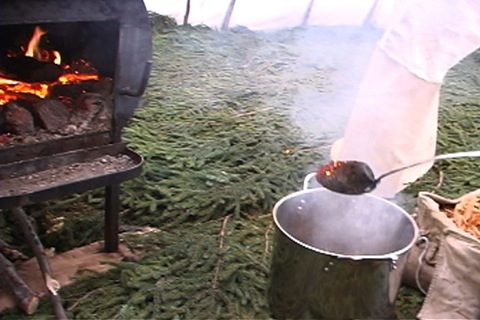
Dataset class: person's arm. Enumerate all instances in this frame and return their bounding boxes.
[331,0,480,198]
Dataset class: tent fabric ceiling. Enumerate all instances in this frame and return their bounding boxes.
[144,0,403,30]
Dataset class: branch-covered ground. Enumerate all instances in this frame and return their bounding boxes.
[2,21,480,319]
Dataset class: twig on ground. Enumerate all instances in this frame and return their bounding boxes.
[67,289,99,311]
[211,215,231,291]
[263,225,273,263]
[234,107,273,117]
[432,170,445,191]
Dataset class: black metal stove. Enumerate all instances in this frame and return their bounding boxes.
[0,0,152,252]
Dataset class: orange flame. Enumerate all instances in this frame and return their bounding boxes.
[25,26,45,59]
[0,26,101,106]
[25,26,61,65]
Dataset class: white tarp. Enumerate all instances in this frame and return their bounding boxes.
[144,0,401,30]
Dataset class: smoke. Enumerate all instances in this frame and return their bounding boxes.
[288,26,382,147]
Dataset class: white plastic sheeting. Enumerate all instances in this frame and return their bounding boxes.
[144,0,403,30]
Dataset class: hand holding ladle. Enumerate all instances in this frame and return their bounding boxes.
[315,151,480,195]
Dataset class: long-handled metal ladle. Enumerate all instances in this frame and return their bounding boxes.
[315,150,480,195]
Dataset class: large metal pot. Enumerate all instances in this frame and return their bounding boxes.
[268,173,419,319]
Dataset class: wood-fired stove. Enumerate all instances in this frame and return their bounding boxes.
[0,0,152,253]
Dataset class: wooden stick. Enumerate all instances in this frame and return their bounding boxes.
[10,207,68,320]
[66,289,97,312]
[301,0,315,27]
[362,0,380,27]
[234,107,273,117]
[0,237,28,261]
[0,251,39,314]
[221,0,236,30]
[183,0,191,26]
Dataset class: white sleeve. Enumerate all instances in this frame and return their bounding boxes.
[331,0,480,198]
[379,0,480,84]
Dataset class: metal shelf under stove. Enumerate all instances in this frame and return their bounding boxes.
[0,143,144,252]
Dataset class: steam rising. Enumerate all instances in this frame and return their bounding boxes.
[275,189,417,257]
[289,26,381,146]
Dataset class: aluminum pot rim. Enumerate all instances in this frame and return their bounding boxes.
[272,187,419,261]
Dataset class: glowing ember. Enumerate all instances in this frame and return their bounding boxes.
[315,160,377,195]
[58,73,99,84]
[0,89,18,105]
[0,79,49,104]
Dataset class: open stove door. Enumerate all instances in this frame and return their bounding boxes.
[0,0,152,143]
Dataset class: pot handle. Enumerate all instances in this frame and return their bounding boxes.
[303,172,317,190]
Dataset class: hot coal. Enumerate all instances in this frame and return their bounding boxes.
[315,160,377,195]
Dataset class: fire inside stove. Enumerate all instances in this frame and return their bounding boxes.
[0,21,118,147]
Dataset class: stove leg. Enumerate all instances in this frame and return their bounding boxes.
[104,183,120,252]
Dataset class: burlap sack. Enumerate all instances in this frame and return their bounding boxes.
[402,190,480,319]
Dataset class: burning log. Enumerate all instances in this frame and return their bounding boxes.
[83,77,113,97]
[3,102,35,135]
[0,56,62,83]
[10,207,67,320]
[0,251,39,315]
[30,63,63,83]
[49,78,113,107]
[48,83,85,102]
[32,99,70,131]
